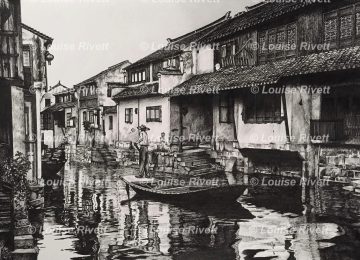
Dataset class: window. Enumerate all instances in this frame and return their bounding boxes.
[109,116,113,130]
[66,113,72,127]
[41,113,53,130]
[125,108,133,123]
[146,106,162,122]
[324,18,338,43]
[89,111,94,123]
[131,70,146,83]
[324,4,360,48]
[243,92,282,124]
[23,50,31,67]
[258,22,297,63]
[45,99,51,107]
[221,45,227,58]
[219,94,234,123]
[340,15,352,39]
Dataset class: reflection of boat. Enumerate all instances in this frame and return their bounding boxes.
[42,148,66,179]
[120,175,247,203]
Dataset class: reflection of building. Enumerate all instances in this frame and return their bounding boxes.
[74,60,130,147]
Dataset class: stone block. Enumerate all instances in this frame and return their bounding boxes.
[345,157,360,166]
[14,235,34,249]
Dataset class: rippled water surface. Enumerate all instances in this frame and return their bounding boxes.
[34,163,360,260]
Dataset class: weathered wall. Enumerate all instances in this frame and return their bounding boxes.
[117,96,171,145]
[195,46,215,74]
[11,86,25,155]
[181,95,213,141]
[159,74,183,94]
[97,64,130,107]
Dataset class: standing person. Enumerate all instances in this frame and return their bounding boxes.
[136,125,150,178]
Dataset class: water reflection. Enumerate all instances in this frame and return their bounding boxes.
[36,163,360,260]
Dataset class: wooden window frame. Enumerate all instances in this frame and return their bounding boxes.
[258,22,297,63]
[219,94,234,124]
[89,111,94,123]
[125,108,133,124]
[324,3,360,49]
[243,92,283,124]
[146,106,162,122]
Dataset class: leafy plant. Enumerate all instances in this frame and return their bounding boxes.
[0,152,31,192]
[83,120,92,132]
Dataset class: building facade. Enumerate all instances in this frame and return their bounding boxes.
[21,23,54,179]
[112,13,230,149]
[75,60,130,147]
[167,0,360,177]
[40,81,71,148]
[41,86,77,148]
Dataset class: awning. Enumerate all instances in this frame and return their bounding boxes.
[41,102,76,114]
[167,46,360,97]
[112,82,161,100]
[240,148,304,164]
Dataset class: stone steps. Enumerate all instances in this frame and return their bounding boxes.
[176,149,220,175]
[14,235,35,249]
[0,189,11,232]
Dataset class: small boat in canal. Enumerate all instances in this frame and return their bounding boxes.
[42,148,66,179]
[120,175,247,203]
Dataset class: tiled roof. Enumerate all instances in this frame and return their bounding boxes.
[41,102,77,113]
[167,46,360,96]
[21,23,53,43]
[126,12,230,70]
[112,82,160,100]
[103,106,117,114]
[74,60,130,87]
[202,1,315,43]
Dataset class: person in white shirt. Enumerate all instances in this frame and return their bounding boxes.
[136,125,150,178]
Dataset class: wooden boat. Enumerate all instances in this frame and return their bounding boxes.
[120,175,247,203]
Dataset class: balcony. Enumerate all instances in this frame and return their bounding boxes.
[310,120,345,142]
[311,116,360,143]
[220,53,255,68]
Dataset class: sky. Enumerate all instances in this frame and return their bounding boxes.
[22,0,261,88]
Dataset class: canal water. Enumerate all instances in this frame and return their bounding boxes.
[34,163,360,260]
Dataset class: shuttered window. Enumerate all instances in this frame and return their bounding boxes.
[244,92,282,124]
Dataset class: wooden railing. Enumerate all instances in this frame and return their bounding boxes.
[344,115,360,138]
[220,54,254,68]
[310,120,344,142]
